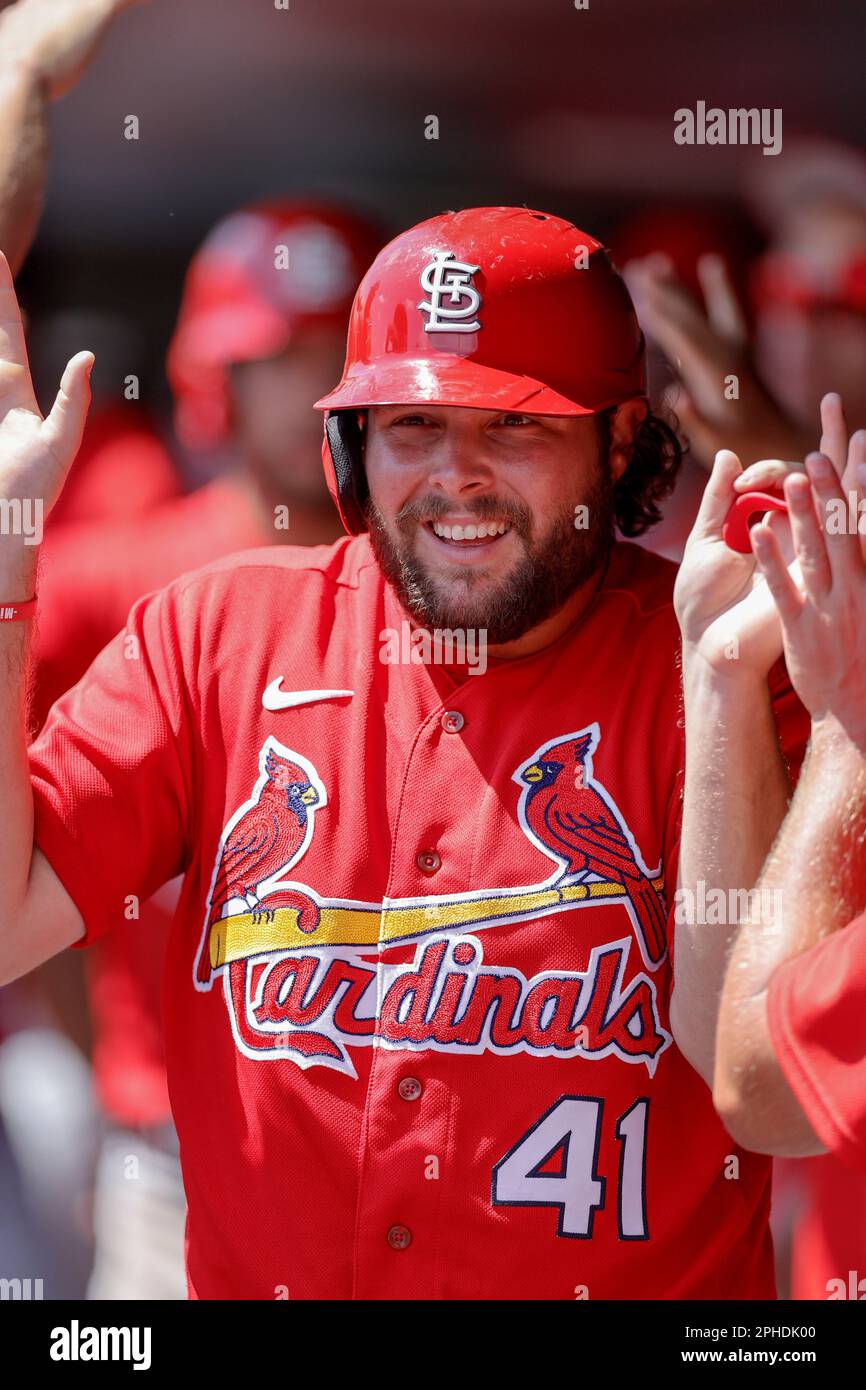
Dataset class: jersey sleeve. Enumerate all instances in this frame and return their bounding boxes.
[767,912,866,1172]
[28,581,196,947]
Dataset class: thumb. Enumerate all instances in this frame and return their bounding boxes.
[43,351,94,465]
[692,448,743,539]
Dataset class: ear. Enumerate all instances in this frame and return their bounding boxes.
[608,396,649,483]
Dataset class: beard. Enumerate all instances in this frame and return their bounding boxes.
[365,465,615,646]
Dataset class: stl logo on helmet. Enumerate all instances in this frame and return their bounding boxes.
[417,250,483,332]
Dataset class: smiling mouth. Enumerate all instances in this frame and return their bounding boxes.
[426,519,512,545]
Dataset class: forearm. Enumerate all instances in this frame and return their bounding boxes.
[713,721,866,1153]
[0,60,48,278]
[0,548,39,915]
[720,720,866,1020]
[671,654,792,1080]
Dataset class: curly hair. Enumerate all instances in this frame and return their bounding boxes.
[596,407,684,537]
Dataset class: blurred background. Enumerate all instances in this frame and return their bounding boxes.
[21,0,866,416]
[1,0,865,1303]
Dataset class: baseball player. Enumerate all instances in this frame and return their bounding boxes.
[712,428,866,1173]
[2,207,805,1299]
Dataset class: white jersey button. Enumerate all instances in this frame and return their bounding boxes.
[441,710,464,734]
[398,1076,423,1102]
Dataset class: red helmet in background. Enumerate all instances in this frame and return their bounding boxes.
[315,205,646,534]
[167,200,382,449]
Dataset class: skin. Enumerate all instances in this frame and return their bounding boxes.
[0,0,145,276]
[0,0,146,1047]
[624,251,811,471]
[229,325,349,522]
[714,431,866,1155]
[673,395,865,1090]
[672,450,795,1086]
[625,203,866,473]
[363,398,646,659]
[0,247,649,982]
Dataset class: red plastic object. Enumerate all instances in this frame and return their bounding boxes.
[723,487,789,553]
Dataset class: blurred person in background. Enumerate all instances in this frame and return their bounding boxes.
[31,198,383,1300]
[28,310,180,529]
[610,204,760,559]
[0,0,383,1302]
[748,141,866,438]
[32,199,382,729]
[621,141,866,569]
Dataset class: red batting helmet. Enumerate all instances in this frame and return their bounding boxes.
[167,199,382,449]
[315,205,646,534]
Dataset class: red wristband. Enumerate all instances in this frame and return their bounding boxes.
[0,597,37,621]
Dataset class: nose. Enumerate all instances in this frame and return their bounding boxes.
[424,432,495,501]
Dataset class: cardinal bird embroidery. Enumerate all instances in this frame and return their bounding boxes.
[515,726,667,966]
[206,741,324,932]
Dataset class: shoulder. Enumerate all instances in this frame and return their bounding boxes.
[172,533,376,591]
[142,534,380,627]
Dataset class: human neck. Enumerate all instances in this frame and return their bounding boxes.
[239,473,340,546]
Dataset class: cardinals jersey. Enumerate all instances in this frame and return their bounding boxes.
[29,536,801,1300]
[768,910,866,1174]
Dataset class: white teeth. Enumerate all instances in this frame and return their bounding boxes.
[431,520,511,541]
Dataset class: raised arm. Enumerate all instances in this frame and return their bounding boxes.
[623,251,811,470]
[671,397,863,1089]
[0,0,144,276]
[714,433,866,1153]
[671,446,795,1085]
[0,249,91,981]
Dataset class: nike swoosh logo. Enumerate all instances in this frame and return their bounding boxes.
[262,680,354,712]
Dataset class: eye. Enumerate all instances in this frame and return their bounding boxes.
[496,413,534,427]
[389,413,436,428]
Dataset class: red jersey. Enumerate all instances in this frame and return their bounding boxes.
[768,911,866,1174]
[784,1155,866,1300]
[29,537,799,1299]
[32,478,273,1127]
